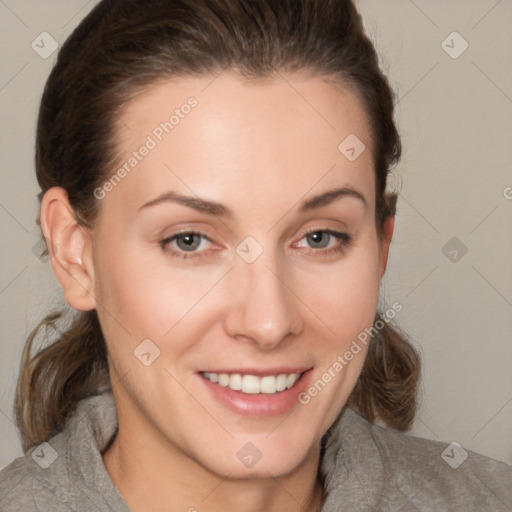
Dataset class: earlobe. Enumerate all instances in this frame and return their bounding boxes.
[40,187,96,311]
[379,214,395,279]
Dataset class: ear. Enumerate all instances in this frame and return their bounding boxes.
[40,186,96,311]
[378,214,394,279]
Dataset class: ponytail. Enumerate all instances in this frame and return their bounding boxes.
[14,309,109,452]
[347,317,421,431]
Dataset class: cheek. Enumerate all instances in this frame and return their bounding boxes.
[295,237,381,408]
[303,300,379,424]
[92,237,228,354]
[299,239,381,336]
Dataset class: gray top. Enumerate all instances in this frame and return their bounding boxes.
[1,392,511,511]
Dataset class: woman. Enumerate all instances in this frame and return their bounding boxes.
[1,0,510,510]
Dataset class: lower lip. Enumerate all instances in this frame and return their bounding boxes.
[198,370,313,417]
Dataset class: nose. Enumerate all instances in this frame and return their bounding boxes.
[223,252,304,350]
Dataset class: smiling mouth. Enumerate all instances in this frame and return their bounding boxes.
[200,371,306,395]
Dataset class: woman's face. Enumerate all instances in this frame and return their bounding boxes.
[90,72,391,478]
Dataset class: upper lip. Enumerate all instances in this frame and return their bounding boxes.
[200,367,312,377]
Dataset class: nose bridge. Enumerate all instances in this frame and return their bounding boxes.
[224,245,303,349]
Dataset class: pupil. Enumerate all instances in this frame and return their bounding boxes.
[309,231,328,248]
[178,234,199,251]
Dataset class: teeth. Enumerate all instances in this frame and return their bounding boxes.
[287,374,299,388]
[202,372,301,394]
[218,373,230,387]
[260,376,276,394]
[230,373,242,391]
[276,374,288,392]
[242,375,261,394]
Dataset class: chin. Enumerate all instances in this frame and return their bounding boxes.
[191,434,318,481]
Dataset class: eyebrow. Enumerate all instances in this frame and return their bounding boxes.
[137,186,368,217]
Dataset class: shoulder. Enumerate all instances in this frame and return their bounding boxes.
[0,433,72,512]
[321,408,512,511]
[0,392,126,512]
[372,417,511,505]
[0,456,34,511]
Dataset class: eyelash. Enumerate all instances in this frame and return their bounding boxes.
[159,228,352,261]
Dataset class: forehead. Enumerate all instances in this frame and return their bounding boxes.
[104,72,376,219]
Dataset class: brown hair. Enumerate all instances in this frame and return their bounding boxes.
[15,0,420,452]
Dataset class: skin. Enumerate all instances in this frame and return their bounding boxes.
[41,72,394,512]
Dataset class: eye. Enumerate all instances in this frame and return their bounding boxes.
[160,228,352,261]
[160,231,214,260]
[294,228,352,255]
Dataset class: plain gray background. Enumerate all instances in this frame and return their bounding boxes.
[1,0,511,468]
